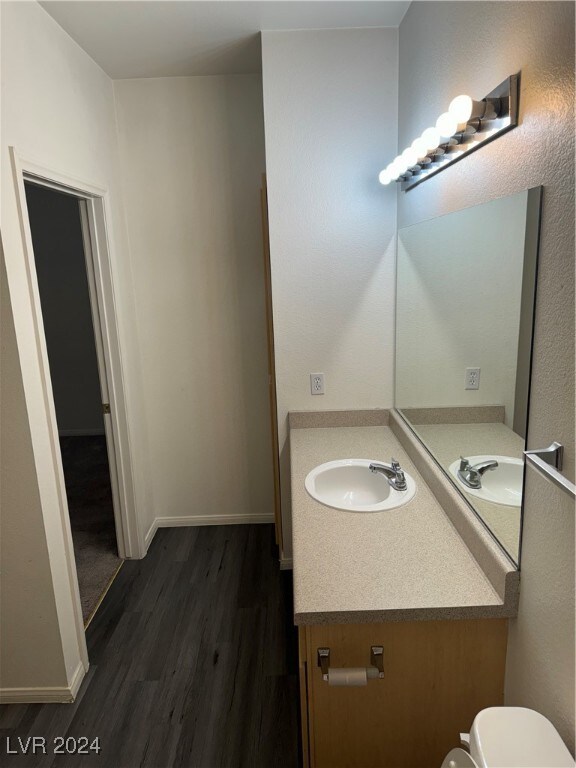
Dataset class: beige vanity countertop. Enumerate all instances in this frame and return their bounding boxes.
[291,422,513,625]
[414,423,523,559]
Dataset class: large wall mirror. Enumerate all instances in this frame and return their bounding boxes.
[395,188,542,565]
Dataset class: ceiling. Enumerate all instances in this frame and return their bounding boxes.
[40,1,411,79]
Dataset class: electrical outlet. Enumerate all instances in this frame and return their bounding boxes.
[465,367,481,390]
[310,373,325,395]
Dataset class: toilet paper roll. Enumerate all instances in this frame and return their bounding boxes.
[327,667,368,687]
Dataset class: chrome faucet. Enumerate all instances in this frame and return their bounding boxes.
[369,458,408,492]
[458,456,499,489]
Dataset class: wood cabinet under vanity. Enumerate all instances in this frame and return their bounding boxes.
[289,410,520,768]
[298,618,508,768]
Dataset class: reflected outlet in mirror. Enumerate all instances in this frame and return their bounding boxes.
[395,187,542,565]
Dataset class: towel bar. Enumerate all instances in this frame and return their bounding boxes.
[524,443,575,500]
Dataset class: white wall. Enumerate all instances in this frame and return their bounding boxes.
[1,1,151,694]
[396,191,528,426]
[25,183,104,435]
[398,1,575,750]
[114,75,273,531]
[261,28,398,561]
[0,249,70,691]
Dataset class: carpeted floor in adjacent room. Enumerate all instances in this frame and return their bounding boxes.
[59,435,122,624]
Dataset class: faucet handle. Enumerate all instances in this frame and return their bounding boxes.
[393,464,408,491]
[391,458,401,471]
[459,456,470,471]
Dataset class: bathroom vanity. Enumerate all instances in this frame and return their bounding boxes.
[288,188,548,767]
[299,618,507,768]
[289,410,518,768]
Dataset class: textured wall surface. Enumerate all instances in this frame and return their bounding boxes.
[261,28,398,560]
[396,190,527,425]
[398,1,575,750]
[0,253,68,689]
[114,75,273,529]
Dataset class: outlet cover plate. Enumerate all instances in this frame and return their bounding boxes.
[310,373,325,395]
[465,367,481,390]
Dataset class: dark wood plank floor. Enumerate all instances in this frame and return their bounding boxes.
[0,525,300,768]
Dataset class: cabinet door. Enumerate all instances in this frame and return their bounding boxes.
[303,619,507,768]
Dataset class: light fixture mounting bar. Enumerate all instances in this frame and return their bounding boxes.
[402,74,520,191]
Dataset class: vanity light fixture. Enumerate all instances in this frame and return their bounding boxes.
[379,74,519,191]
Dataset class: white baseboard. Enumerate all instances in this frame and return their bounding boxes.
[144,518,159,551]
[156,514,275,527]
[68,661,86,700]
[0,661,87,704]
[144,514,275,554]
[58,428,105,437]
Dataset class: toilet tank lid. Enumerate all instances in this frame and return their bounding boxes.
[470,707,575,768]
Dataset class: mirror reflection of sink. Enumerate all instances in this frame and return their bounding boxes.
[304,459,416,512]
[448,455,524,508]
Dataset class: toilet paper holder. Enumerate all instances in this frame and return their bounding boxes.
[317,646,384,681]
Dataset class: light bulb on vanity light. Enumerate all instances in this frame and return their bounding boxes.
[449,93,497,123]
[448,94,474,123]
[401,147,419,168]
[379,160,401,185]
[378,169,390,185]
[420,126,441,153]
[411,136,428,158]
[378,165,396,185]
[392,159,405,179]
[436,111,459,138]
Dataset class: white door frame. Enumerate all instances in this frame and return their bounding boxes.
[7,147,141,670]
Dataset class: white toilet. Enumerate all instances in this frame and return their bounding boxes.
[441,707,575,768]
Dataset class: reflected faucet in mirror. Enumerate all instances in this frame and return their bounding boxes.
[458,456,498,489]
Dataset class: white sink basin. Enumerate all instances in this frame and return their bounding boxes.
[304,459,416,512]
[448,455,524,508]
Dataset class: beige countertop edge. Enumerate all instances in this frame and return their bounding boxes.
[288,409,390,429]
[294,603,517,626]
[389,408,519,613]
[399,405,505,426]
[290,418,516,626]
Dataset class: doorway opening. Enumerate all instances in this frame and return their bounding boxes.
[24,181,122,625]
